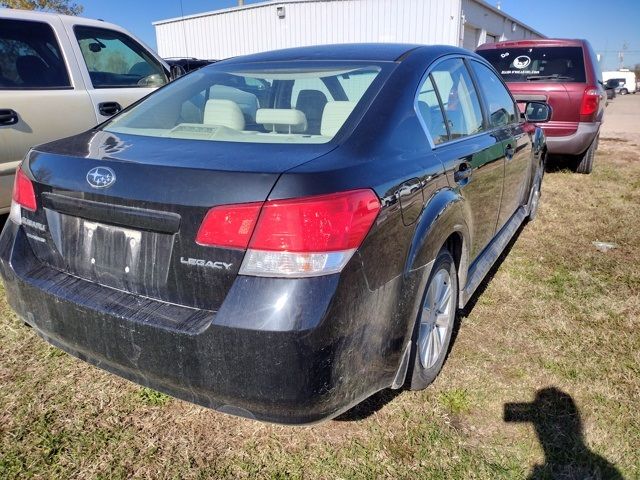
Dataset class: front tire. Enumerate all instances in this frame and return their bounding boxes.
[620,88,628,95]
[575,135,598,174]
[408,248,458,391]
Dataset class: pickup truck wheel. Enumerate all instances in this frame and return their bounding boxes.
[408,248,458,391]
[575,136,598,174]
[620,88,628,95]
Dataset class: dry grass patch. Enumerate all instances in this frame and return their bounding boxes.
[0,138,638,478]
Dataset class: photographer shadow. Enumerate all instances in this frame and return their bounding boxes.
[504,387,623,479]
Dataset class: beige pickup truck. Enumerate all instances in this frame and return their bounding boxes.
[0,9,172,213]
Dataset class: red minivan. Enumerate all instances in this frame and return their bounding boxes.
[477,39,605,174]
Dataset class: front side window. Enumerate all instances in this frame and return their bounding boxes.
[430,58,484,139]
[74,26,168,88]
[105,64,384,144]
[0,19,71,89]
[470,61,518,128]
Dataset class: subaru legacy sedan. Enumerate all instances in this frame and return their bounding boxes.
[0,44,549,424]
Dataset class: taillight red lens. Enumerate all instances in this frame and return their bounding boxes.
[249,189,380,252]
[580,88,600,116]
[196,202,262,248]
[12,168,36,211]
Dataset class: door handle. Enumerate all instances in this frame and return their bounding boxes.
[505,143,515,160]
[0,109,18,126]
[98,102,122,117]
[453,162,472,185]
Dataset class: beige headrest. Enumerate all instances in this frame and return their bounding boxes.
[321,101,357,137]
[256,108,307,133]
[203,99,245,130]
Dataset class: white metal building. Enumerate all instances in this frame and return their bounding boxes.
[153,0,544,60]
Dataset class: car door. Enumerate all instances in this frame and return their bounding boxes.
[424,57,506,262]
[63,22,169,121]
[469,60,532,230]
[0,16,96,212]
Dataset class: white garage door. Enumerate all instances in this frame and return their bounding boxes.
[463,25,478,51]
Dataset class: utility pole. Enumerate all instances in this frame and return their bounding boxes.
[618,41,628,69]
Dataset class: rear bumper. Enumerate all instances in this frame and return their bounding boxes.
[543,122,600,155]
[0,220,406,425]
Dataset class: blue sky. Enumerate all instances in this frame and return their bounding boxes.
[78,0,640,71]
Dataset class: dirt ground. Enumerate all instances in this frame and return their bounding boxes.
[0,97,638,479]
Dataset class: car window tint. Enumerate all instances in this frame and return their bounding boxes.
[0,19,71,89]
[470,61,517,127]
[416,74,448,144]
[430,58,484,139]
[74,26,168,89]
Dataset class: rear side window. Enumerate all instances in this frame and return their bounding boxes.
[469,61,518,127]
[74,26,168,89]
[477,46,586,83]
[430,58,484,140]
[416,75,448,145]
[0,19,71,89]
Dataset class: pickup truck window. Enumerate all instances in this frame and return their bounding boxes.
[0,19,71,90]
[74,26,168,89]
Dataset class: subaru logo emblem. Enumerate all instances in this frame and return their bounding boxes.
[86,166,116,189]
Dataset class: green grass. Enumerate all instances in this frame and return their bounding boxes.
[0,139,639,478]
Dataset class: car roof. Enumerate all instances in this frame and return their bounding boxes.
[477,38,588,50]
[216,43,478,67]
[217,43,426,64]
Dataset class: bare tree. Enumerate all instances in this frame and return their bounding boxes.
[1,0,83,15]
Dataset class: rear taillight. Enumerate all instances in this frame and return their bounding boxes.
[196,202,262,249]
[13,167,36,211]
[197,189,381,277]
[9,167,36,224]
[580,87,600,116]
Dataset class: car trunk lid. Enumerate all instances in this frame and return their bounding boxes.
[21,130,336,311]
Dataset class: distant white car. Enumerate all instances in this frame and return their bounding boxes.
[0,9,172,213]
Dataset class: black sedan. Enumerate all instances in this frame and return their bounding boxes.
[0,44,549,424]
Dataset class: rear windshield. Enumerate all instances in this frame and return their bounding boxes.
[477,47,586,83]
[104,63,384,144]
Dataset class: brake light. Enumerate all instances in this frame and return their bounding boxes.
[196,202,262,248]
[12,168,36,211]
[197,189,381,277]
[242,189,380,277]
[580,88,600,116]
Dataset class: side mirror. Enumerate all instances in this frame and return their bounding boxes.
[169,65,186,81]
[523,101,552,123]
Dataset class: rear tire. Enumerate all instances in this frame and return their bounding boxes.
[408,248,458,391]
[620,88,629,95]
[575,136,598,174]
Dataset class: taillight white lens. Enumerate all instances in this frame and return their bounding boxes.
[239,249,356,277]
[9,200,21,225]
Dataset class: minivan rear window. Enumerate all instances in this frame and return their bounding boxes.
[477,47,586,83]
